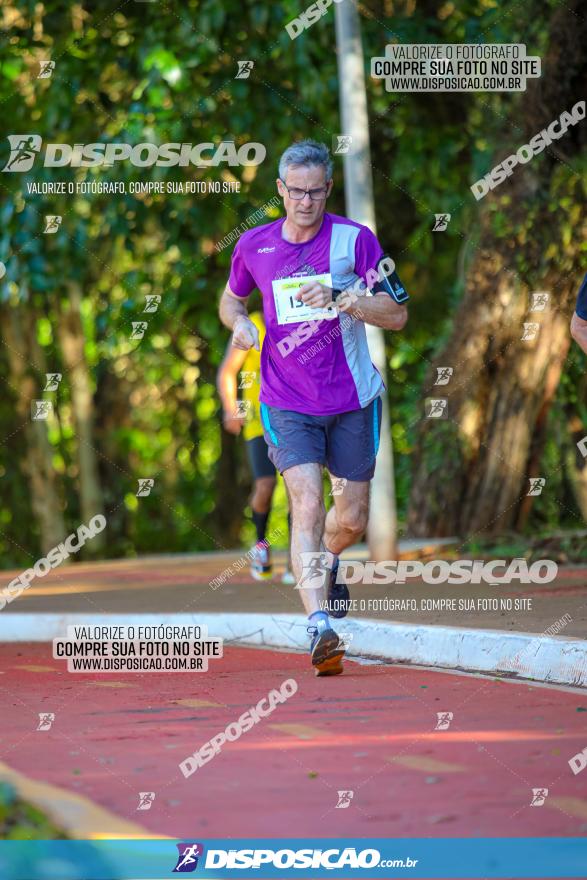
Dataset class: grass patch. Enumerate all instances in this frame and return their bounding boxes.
[460,530,587,564]
[0,782,67,840]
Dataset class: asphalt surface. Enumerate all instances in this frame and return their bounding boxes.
[2,550,586,637]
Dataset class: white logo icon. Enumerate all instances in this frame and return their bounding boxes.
[44,215,62,233]
[521,322,540,341]
[333,135,352,155]
[44,373,62,391]
[530,292,549,311]
[527,477,545,496]
[137,791,156,810]
[2,135,42,172]
[235,400,251,418]
[236,61,254,79]
[338,632,353,651]
[136,478,155,497]
[329,477,347,497]
[335,790,354,808]
[297,551,331,591]
[435,711,454,731]
[238,371,256,389]
[37,712,55,731]
[434,367,453,386]
[530,788,549,806]
[131,321,148,340]
[432,213,451,231]
[426,398,448,419]
[37,61,55,79]
[32,400,52,420]
[144,295,161,313]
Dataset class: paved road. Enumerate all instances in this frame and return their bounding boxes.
[2,551,586,637]
[1,642,586,841]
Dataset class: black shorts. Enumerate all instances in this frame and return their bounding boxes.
[245,435,277,480]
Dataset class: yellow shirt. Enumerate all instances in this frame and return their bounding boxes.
[241,312,265,441]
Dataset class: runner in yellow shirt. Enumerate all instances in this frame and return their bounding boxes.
[217,312,293,582]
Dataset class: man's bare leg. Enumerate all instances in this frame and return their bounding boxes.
[282,462,327,616]
[323,476,370,555]
[283,462,345,676]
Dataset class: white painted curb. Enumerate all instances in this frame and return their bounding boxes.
[1,612,585,688]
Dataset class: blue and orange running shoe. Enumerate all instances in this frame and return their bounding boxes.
[308,626,345,677]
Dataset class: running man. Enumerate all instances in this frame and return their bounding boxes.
[570,273,587,353]
[219,140,408,676]
[217,310,294,583]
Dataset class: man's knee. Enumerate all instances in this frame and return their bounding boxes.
[336,502,368,537]
[292,491,325,525]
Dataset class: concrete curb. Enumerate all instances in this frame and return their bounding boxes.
[0,760,165,840]
[1,612,585,688]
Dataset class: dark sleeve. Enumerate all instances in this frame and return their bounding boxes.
[575,274,587,320]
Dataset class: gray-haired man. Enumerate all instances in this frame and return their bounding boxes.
[219,140,408,676]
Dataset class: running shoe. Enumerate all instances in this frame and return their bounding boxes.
[326,557,351,618]
[250,542,272,581]
[281,568,296,585]
[308,626,345,677]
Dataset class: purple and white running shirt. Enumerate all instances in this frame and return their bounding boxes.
[228,212,385,416]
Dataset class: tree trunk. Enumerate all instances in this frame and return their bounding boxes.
[56,282,105,550]
[2,303,66,554]
[408,0,587,537]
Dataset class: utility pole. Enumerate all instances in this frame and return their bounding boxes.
[334,0,398,559]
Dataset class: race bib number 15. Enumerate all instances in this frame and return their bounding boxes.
[272,274,336,325]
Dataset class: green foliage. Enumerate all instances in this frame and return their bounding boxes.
[0,783,67,839]
[0,0,581,562]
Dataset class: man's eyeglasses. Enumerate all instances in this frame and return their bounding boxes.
[279,179,330,201]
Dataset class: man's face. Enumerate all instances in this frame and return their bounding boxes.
[276,165,332,228]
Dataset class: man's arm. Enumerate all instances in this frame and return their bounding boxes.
[571,312,587,355]
[219,284,260,351]
[297,282,407,331]
[341,291,408,331]
[216,341,249,435]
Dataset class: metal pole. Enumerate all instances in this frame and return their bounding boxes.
[334,0,398,560]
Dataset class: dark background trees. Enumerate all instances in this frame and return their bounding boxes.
[0,0,584,565]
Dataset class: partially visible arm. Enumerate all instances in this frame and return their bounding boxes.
[345,228,408,330]
[571,312,587,355]
[297,281,408,331]
[217,341,249,435]
[219,285,260,351]
[343,292,408,331]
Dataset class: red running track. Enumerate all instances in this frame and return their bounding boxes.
[0,643,586,841]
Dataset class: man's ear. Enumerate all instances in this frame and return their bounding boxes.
[326,179,333,196]
[276,178,285,196]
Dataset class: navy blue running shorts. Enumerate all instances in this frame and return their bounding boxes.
[259,396,382,482]
[575,273,587,320]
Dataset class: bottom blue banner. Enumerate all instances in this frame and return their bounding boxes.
[0,838,585,879]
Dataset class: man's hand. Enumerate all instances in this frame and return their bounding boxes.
[297,282,334,310]
[232,315,260,351]
[222,412,242,435]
